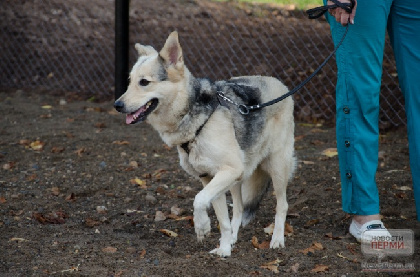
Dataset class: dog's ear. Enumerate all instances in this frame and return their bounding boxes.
[159,31,183,69]
[135,44,157,57]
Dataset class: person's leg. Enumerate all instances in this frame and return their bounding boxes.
[388,0,420,221]
[325,1,392,217]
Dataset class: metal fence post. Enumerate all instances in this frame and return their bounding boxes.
[115,0,130,100]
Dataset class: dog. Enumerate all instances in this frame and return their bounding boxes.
[114,31,296,257]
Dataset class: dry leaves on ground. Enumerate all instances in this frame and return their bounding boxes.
[299,242,324,255]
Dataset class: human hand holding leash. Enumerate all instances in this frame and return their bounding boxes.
[328,0,357,25]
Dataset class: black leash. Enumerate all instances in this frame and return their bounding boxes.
[217,0,355,115]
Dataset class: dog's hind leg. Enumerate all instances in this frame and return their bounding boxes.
[262,155,292,249]
[230,182,243,245]
[270,173,288,248]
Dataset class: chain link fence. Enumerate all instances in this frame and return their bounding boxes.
[1,0,405,128]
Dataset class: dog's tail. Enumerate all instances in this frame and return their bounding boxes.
[241,168,271,226]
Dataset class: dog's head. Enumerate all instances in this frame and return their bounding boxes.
[114,31,186,124]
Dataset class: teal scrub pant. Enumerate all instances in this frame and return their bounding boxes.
[324,0,420,220]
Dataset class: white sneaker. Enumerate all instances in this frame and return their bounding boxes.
[349,219,391,243]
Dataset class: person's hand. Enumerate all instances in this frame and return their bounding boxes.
[328,0,357,26]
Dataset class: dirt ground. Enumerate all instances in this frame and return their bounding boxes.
[1,0,418,275]
[0,90,419,276]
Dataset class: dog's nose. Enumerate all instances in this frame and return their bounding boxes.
[114,100,125,112]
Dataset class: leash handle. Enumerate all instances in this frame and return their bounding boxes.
[306,0,355,19]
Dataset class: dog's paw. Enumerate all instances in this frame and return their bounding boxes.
[194,213,211,242]
[269,237,285,249]
[209,246,231,257]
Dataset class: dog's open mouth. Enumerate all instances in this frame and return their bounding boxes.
[125,99,159,125]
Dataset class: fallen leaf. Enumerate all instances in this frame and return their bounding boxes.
[10,237,29,242]
[2,162,16,170]
[29,140,45,151]
[311,264,329,273]
[32,211,66,224]
[170,205,183,216]
[130,178,147,189]
[325,232,343,240]
[295,135,305,141]
[64,131,74,137]
[252,236,260,248]
[395,185,412,191]
[155,211,166,222]
[75,148,86,157]
[0,197,6,204]
[26,174,37,181]
[159,229,178,237]
[139,249,147,259]
[112,140,130,145]
[175,215,194,224]
[51,187,60,196]
[156,187,167,195]
[153,169,167,180]
[260,265,279,274]
[251,236,270,249]
[94,122,106,128]
[263,222,293,236]
[289,263,300,273]
[305,218,320,228]
[32,212,47,224]
[311,140,324,146]
[128,161,138,168]
[65,193,76,201]
[298,123,323,127]
[102,246,117,253]
[258,241,270,249]
[19,139,31,146]
[263,223,274,235]
[41,105,52,109]
[108,109,119,115]
[346,243,357,255]
[260,259,282,273]
[300,242,324,255]
[395,192,407,199]
[51,146,65,153]
[337,252,357,263]
[312,242,324,250]
[285,222,294,236]
[321,148,338,158]
[85,217,101,227]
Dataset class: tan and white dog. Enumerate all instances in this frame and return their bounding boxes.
[114,31,296,257]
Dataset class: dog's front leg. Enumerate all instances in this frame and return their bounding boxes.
[209,193,232,257]
[194,166,243,257]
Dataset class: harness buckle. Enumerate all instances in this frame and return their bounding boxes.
[238,104,250,115]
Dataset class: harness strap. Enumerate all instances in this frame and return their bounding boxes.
[180,110,215,154]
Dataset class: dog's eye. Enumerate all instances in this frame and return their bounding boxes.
[139,79,150,86]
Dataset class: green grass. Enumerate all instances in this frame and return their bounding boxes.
[214,0,323,10]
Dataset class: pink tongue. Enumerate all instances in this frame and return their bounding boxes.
[125,106,146,124]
